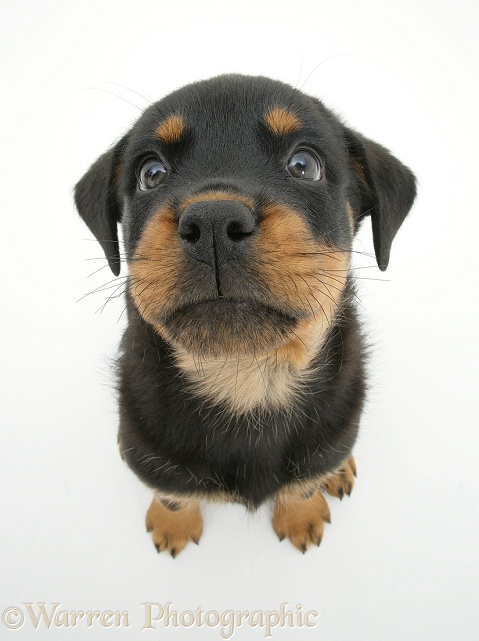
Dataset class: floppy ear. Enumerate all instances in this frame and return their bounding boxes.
[345,128,417,271]
[74,135,128,276]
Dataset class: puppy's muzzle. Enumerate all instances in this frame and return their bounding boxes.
[178,200,255,267]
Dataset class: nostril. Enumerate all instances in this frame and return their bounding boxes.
[179,200,255,253]
[179,222,201,244]
[227,221,254,242]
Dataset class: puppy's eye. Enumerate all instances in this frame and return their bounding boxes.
[286,149,322,181]
[138,159,168,190]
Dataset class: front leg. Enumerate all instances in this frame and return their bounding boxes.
[146,494,203,558]
[273,455,357,552]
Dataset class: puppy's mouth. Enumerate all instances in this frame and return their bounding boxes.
[162,298,298,357]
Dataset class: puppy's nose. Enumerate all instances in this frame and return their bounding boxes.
[178,200,255,266]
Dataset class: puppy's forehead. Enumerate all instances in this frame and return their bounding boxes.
[152,106,302,139]
[137,75,328,141]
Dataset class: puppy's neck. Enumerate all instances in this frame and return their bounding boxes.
[174,316,331,415]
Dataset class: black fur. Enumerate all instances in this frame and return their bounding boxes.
[117,287,364,509]
[75,75,416,513]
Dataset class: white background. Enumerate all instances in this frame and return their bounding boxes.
[1,0,478,639]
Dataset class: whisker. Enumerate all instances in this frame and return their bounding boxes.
[117,305,128,324]
[85,86,144,112]
[77,277,128,302]
[103,82,155,106]
[297,53,353,91]
[87,262,115,278]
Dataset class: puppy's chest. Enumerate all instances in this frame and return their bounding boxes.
[174,351,312,416]
[172,313,331,416]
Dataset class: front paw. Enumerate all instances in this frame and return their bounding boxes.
[273,455,357,552]
[273,490,331,553]
[323,455,357,500]
[146,496,203,558]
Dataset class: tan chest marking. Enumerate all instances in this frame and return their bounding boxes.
[174,314,333,415]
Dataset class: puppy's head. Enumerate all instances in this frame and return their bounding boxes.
[75,75,416,361]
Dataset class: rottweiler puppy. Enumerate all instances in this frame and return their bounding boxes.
[75,74,416,555]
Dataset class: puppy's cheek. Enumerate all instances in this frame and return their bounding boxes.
[252,203,351,321]
[128,205,186,324]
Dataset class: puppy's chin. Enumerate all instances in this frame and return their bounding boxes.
[161,299,298,358]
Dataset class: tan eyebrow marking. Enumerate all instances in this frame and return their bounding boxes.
[155,114,186,143]
[264,107,301,136]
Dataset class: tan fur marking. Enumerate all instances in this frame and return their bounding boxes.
[345,200,355,235]
[257,203,350,319]
[273,488,331,552]
[264,107,301,136]
[323,455,356,499]
[273,317,329,369]
[174,311,333,415]
[175,349,308,415]
[146,494,203,557]
[128,205,186,324]
[175,203,351,414]
[180,190,254,212]
[273,454,356,551]
[155,114,185,144]
[130,200,351,414]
